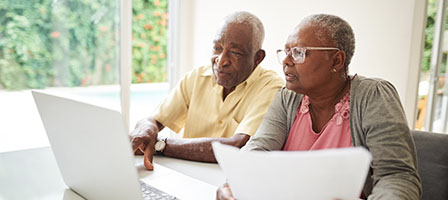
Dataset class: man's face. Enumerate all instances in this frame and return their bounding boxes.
[211,23,257,90]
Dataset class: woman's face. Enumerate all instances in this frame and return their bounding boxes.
[282,24,339,95]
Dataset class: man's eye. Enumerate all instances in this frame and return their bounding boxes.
[231,51,242,56]
[214,47,222,51]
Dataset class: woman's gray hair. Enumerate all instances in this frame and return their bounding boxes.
[222,11,265,52]
[301,14,355,68]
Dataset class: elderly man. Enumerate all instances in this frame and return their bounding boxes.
[130,11,283,170]
[217,14,421,199]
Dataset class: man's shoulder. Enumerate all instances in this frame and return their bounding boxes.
[255,67,283,84]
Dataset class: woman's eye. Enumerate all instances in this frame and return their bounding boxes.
[293,50,304,58]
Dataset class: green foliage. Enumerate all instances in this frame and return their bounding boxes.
[0,0,54,90]
[422,0,448,73]
[0,0,168,90]
[132,0,168,83]
[422,0,436,73]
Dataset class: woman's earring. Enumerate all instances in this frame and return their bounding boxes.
[332,68,337,73]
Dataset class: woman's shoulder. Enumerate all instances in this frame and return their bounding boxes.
[351,75,397,93]
[278,87,302,100]
[350,75,401,106]
[274,87,303,110]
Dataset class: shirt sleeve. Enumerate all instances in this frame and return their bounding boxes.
[152,70,196,133]
[358,80,422,199]
[234,77,283,137]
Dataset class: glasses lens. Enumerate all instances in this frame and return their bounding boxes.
[291,47,305,64]
[276,50,287,65]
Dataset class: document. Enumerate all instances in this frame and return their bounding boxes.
[212,143,371,200]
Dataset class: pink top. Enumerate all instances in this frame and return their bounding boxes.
[283,91,352,151]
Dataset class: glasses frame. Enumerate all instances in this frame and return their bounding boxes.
[276,46,340,64]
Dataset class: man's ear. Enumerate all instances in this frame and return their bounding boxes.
[254,49,266,67]
[332,50,346,71]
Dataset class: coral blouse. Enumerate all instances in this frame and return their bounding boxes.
[283,91,352,151]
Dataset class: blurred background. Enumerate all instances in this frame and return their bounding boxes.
[1,0,448,153]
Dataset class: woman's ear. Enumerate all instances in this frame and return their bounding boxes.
[332,50,346,71]
[254,49,266,67]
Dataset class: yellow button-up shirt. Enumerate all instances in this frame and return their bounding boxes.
[153,65,283,138]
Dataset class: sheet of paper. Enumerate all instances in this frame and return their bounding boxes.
[213,143,372,200]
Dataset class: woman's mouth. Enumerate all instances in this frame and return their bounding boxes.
[285,73,296,81]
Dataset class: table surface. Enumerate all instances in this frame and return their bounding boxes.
[0,147,226,200]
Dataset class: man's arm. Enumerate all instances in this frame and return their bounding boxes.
[162,133,250,163]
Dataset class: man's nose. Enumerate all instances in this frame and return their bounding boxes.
[215,52,230,68]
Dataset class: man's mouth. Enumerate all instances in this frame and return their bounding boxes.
[214,68,230,75]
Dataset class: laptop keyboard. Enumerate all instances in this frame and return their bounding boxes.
[139,180,178,200]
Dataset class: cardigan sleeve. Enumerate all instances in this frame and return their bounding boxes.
[354,79,421,200]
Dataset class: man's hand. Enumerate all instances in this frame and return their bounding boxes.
[130,118,160,170]
[216,183,236,200]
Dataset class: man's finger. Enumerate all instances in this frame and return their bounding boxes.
[131,137,144,153]
[143,142,154,171]
[134,146,144,155]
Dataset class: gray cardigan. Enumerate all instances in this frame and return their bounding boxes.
[242,75,422,199]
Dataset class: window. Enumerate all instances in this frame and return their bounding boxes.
[130,0,169,127]
[416,0,448,133]
[0,0,122,152]
[0,0,170,152]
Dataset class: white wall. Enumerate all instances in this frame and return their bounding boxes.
[177,0,427,126]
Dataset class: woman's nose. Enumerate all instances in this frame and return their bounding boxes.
[283,55,293,68]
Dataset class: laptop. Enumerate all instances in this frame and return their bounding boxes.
[32,90,177,200]
[212,142,372,200]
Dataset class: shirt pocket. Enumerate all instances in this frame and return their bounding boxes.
[224,117,240,137]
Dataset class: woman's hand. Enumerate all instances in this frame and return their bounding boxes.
[216,183,236,200]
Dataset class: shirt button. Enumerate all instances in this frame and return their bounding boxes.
[218,120,223,124]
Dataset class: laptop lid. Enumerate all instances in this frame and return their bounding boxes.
[212,142,372,200]
[32,90,142,200]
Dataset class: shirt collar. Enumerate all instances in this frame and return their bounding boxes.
[201,66,213,76]
[244,65,262,87]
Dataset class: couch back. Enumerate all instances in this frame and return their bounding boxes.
[411,130,448,200]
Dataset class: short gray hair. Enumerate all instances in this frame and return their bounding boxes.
[222,11,265,52]
[301,14,355,68]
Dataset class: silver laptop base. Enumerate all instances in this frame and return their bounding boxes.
[140,180,178,200]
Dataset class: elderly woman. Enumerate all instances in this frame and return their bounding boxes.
[217,14,421,199]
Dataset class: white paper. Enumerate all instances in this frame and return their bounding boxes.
[212,142,372,200]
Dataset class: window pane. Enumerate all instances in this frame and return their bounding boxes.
[0,0,120,152]
[130,0,169,127]
[416,0,448,133]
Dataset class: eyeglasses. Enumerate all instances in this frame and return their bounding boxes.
[276,47,340,64]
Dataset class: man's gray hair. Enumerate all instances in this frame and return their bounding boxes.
[222,11,265,52]
[301,14,355,68]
